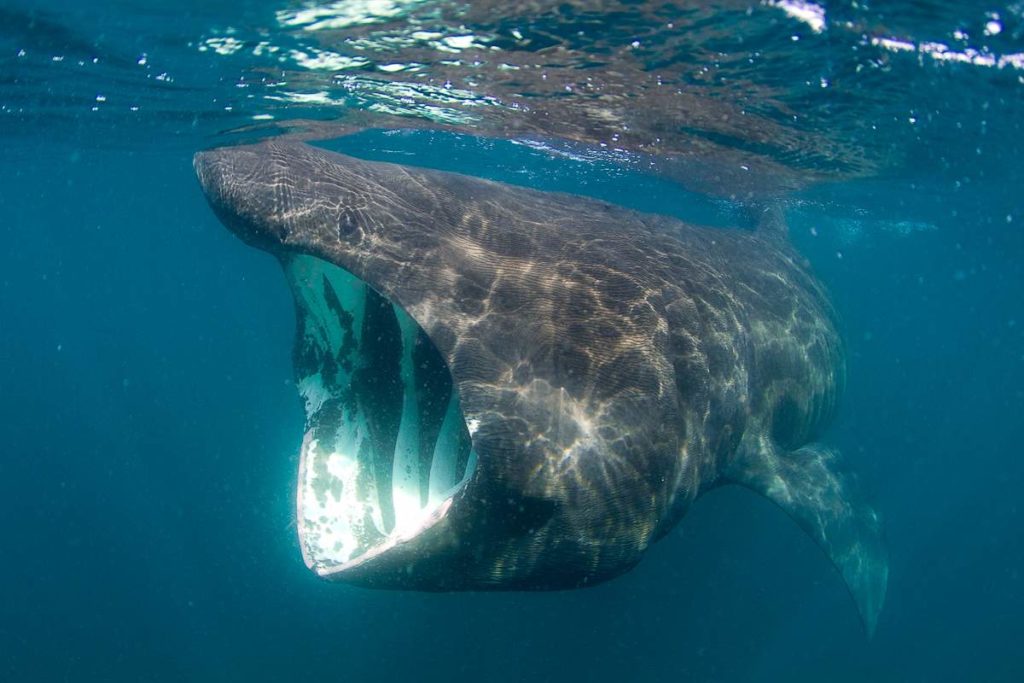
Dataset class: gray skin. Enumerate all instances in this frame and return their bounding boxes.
[195,140,887,634]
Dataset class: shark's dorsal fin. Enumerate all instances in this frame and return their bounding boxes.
[724,438,888,636]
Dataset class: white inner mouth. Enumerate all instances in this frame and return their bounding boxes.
[284,254,477,573]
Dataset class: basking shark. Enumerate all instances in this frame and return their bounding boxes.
[195,140,887,633]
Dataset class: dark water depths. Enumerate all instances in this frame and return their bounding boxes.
[1,1,1022,681]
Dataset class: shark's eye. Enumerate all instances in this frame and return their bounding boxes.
[284,253,477,573]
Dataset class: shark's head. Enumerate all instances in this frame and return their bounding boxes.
[195,141,688,590]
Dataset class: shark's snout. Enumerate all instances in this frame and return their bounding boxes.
[193,147,249,207]
[194,145,293,250]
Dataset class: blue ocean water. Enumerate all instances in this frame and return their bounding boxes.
[1,1,1022,681]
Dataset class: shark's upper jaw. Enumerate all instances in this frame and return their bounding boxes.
[284,253,478,576]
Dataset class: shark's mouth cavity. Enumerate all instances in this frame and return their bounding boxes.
[284,254,477,576]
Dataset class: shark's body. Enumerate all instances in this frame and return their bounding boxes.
[195,141,887,633]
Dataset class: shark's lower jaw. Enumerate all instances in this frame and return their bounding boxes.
[283,254,477,577]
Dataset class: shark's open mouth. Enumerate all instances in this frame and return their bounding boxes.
[283,254,477,575]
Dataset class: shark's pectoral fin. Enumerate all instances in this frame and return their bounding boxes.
[724,439,888,636]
